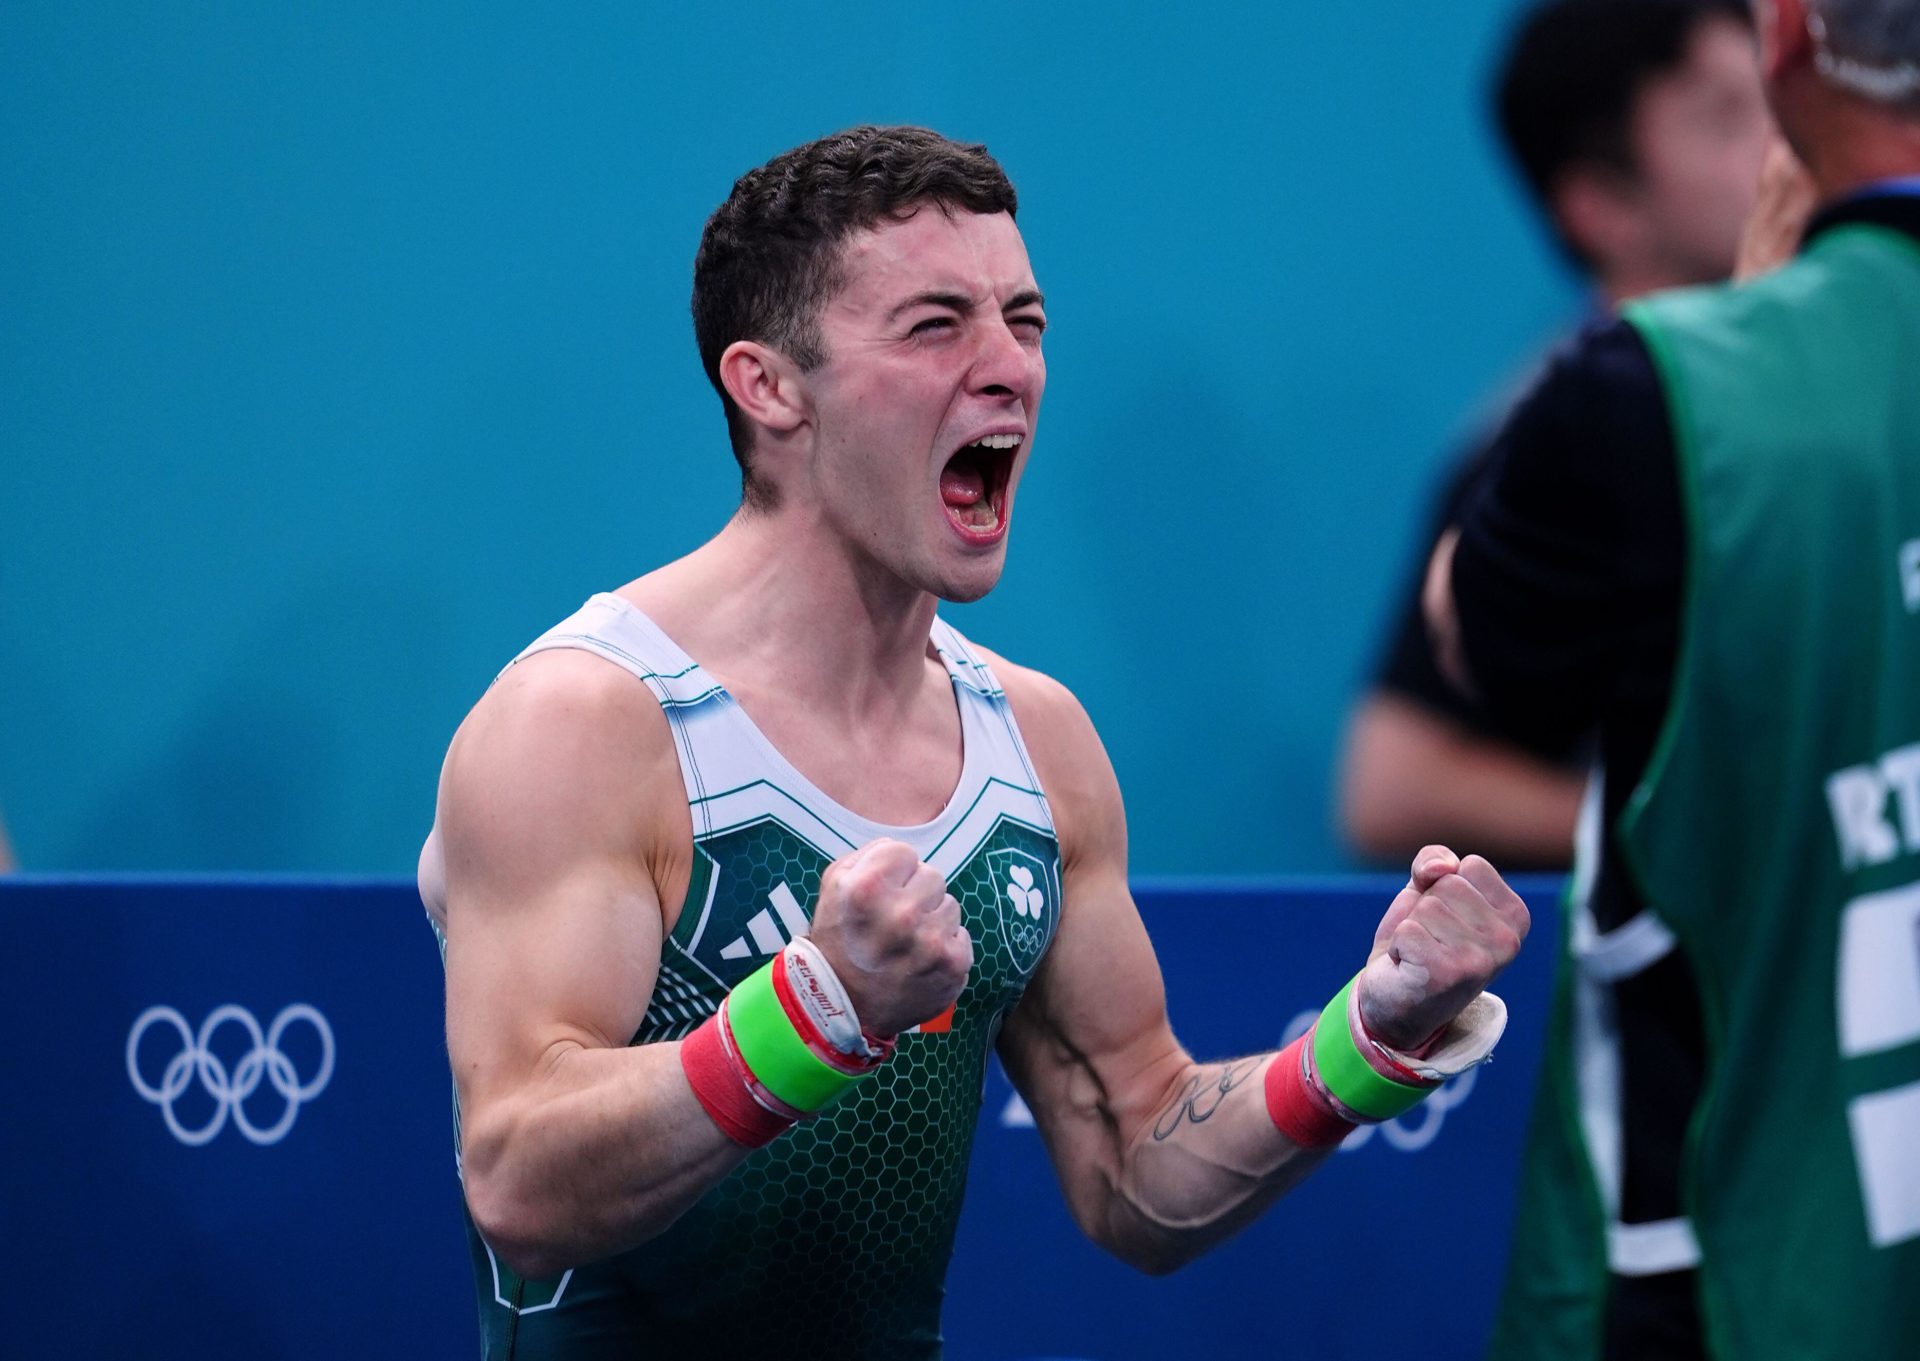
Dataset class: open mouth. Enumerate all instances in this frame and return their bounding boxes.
[939,433,1020,543]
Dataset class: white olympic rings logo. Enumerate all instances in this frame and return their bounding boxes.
[126,1004,335,1147]
[1281,1007,1477,1154]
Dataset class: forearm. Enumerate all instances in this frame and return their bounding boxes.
[1341,694,1582,869]
[462,929,909,1278]
[461,1039,748,1278]
[1083,968,1508,1273]
[1098,1054,1332,1274]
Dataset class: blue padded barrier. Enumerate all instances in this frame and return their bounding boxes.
[0,875,1560,1359]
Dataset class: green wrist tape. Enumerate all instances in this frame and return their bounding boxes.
[1310,976,1435,1122]
[725,960,867,1113]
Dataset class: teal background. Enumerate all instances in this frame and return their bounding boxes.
[1,2,1577,874]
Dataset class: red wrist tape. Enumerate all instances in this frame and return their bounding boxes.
[680,1006,797,1149]
[1264,1031,1358,1150]
[769,952,890,1076]
[1361,1039,1432,1086]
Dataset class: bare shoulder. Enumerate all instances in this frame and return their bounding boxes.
[970,644,1125,872]
[446,649,675,816]
[437,647,687,905]
[436,647,688,1104]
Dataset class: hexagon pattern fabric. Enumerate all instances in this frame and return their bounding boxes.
[475,812,1061,1357]
[456,598,1063,1358]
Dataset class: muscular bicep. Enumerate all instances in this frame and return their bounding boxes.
[437,651,681,1121]
[991,662,1190,1217]
[997,859,1186,1191]
[989,657,1337,1272]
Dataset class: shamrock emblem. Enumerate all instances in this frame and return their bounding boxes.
[1005,863,1046,919]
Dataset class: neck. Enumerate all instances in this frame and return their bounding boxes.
[1594,243,1737,305]
[1789,88,1920,204]
[1597,266,1694,309]
[1808,138,1920,202]
[632,506,941,727]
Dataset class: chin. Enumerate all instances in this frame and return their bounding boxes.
[939,580,996,605]
[930,555,1007,605]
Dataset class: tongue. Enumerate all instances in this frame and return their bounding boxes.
[941,460,986,508]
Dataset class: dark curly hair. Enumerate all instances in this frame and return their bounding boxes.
[1496,0,1750,268]
[691,126,1018,505]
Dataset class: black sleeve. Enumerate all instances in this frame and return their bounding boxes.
[1373,443,1501,728]
[1449,317,1685,756]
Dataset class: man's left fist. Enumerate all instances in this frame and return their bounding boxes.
[1358,845,1529,1052]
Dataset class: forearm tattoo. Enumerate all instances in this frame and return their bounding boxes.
[1151,1058,1264,1142]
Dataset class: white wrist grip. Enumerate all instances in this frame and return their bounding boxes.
[1384,991,1507,1081]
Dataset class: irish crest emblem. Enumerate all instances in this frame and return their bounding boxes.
[987,846,1059,980]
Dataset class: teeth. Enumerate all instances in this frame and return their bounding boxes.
[967,433,1022,451]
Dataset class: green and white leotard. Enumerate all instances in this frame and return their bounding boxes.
[437,593,1062,1359]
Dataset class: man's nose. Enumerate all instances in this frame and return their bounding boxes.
[968,320,1039,401]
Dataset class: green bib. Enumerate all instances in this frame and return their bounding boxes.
[1493,226,1920,1361]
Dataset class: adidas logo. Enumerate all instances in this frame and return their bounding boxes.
[718,882,812,960]
[714,879,959,1035]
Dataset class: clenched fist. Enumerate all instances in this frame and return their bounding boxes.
[806,838,974,1038]
[1358,845,1529,1052]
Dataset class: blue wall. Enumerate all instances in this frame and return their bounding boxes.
[1,876,1561,1358]
[1,3,1579,873]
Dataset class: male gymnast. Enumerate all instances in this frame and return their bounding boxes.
[420,124,1529,1358]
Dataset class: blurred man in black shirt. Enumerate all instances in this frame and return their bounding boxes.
[1338,0,1768,869]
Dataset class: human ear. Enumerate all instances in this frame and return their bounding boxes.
[718,340,808,438]
[1553,166,1644,273]
[1759,0,1813,83]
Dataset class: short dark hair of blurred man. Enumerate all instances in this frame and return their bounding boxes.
[1427,0,1920,1356]
[1337,0,1768,870]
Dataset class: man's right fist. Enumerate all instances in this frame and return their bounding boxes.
[805,838,973,1038]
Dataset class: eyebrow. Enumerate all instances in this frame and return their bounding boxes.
[886,288,1047,323]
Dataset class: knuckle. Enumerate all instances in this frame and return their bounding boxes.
[1463,856,1508,896]
[840,860,881,899]
[862,838,906,874]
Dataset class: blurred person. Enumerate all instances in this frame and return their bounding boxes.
[416,126,1531,1357]
[1428,0,1920,1355]
[1339,0,1769,869]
